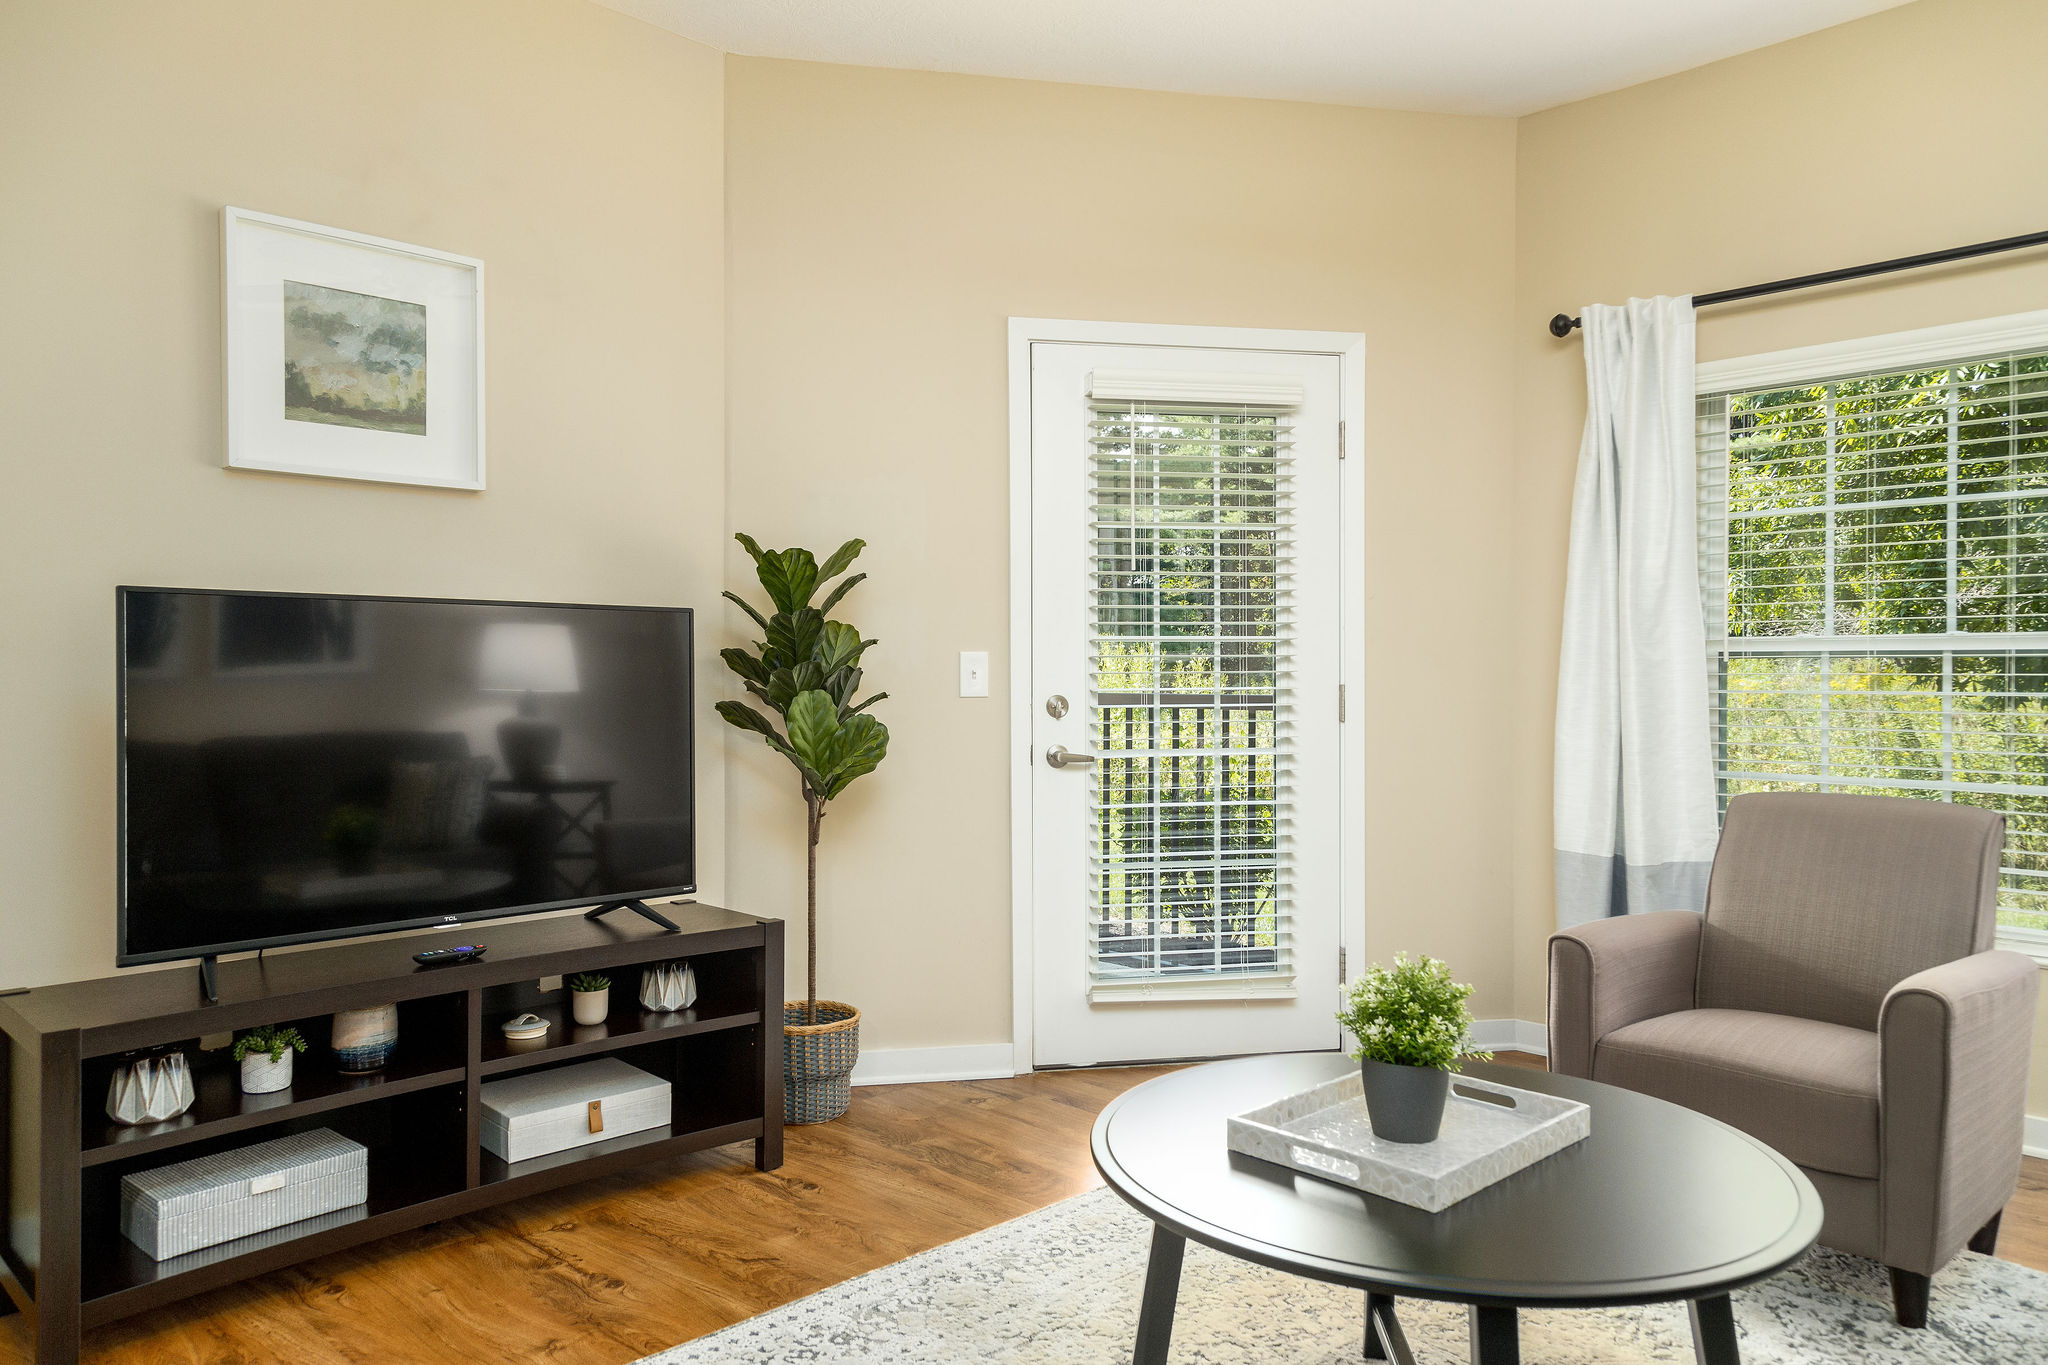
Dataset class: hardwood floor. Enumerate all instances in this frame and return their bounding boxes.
[7,1056,2043,1364]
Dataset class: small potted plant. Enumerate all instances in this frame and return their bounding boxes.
[566,973,611,1026]
[233,1024,308,1095]
[1336,954,1488,1144]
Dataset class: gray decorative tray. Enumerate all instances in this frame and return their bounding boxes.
[1228,1071,1590,1212]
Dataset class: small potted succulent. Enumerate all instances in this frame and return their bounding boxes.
[566,973,611,1026]
[1336,954,1488,1144]
[234,1024,308,1095]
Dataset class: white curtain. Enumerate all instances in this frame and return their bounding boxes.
[1554,296,1719,928]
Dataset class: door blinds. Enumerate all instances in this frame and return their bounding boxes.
[1697,344,2048,938]
[1086,393,1298,996]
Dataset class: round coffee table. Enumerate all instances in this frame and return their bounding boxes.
[1091,1054,1823,1365]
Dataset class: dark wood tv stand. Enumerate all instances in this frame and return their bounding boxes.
[0,904,783,1365]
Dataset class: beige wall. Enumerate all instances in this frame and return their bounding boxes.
[1512,0,2048,1110]
[0,0,728,986]
[723,58,1520,1052]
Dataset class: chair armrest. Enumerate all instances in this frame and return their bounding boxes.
[1547,910,1702,1078]
[1879,950,2040,1274]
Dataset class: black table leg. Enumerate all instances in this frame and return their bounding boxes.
[1468,1306,1520,1365]
[1689,1295,1740,1365]
[1363,1292,1415,1365]
[1134,1224,1185,1365]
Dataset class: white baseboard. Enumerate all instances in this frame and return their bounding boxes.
[2026,1114,2048,1161]
[850,1025,1549,1089]
[850,1043,1016,1087]
[1470,1018,1548,1058]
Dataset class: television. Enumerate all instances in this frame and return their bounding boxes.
[118,587,695,967]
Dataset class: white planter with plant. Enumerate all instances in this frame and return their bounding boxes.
[717,534,889,1125]
[567,973,611,1026]
[1336,954,1487,1144]
[234,1025,308,1095]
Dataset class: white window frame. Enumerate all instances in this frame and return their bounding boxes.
[1698,307,2048,967]
[1006,319,1368,1075]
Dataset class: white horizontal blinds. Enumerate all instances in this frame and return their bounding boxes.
[1086,387,1297,991]
[1698,346,2048,937]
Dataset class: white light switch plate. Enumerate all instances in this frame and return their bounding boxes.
[959,650,990,697]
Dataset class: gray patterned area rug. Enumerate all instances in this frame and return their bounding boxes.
[639,1186,2046,1364]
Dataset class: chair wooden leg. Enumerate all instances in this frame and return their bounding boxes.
[1968,1209,2003,1256]
[1887,1267,1930,1329]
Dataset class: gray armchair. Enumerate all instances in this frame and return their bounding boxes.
[1548,791,2038,1328]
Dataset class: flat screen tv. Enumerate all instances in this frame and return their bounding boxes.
[119,587,695,966]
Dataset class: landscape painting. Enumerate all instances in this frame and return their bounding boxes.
[281,280,427,435]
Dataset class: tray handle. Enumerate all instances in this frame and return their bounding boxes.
[1289,1145,1361,1183]
[1450,1078,1519,1109]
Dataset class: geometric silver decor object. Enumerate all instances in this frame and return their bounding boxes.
[105,1053,196,1127]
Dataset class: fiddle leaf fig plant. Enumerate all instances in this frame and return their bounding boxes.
[717,534,890,1023]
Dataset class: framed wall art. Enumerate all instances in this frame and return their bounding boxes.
[222,207,484,489]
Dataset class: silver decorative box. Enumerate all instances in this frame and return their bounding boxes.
[1228,1071,1590,1212]
[120,1128,368,1261]
[480,1057,670,1163]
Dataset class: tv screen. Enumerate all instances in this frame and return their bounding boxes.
[119,588,695,965]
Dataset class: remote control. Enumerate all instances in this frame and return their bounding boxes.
[413,945,486,966]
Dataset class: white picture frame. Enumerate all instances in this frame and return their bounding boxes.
[222,207,484,490]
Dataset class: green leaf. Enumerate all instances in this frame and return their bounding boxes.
[765,661,825,712]
[846,691,889,716]
[721,590,769,635]
[784,690,840,771]
[764,608,823,671]
[756,547,820,614]
[720,647,770,687]
[816,621,866,674]
[821,713,889,798]
[816,538,866,582]
[734,531,768,566]
[817,572,866,616]
[715,700,780,740]
[826,665,861,707]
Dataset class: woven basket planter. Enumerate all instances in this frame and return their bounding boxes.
[783,1000,861,1125]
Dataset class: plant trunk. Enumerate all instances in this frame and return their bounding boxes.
[805,790,822,1026]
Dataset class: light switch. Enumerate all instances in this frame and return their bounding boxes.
[959,650,990,697]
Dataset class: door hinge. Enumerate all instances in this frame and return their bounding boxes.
[1338,420,1347,460]
[1339,946,1348,983]
[1338,683,1346,722]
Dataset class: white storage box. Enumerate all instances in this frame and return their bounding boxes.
[120,1128,368,1261]
[480,1057,670,1163]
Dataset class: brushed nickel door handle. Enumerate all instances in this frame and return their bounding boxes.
[1045,745,1097,769]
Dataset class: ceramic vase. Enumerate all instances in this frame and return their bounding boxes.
[571,987,609,1026]
[1359,1057,1450,1144]
[639,962,697,1013]
[105,1053,195,1126]
[330,1003,399,1073]
[241,1050,294,1094]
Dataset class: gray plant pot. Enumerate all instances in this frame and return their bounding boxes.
[1360,1057,1450,1143]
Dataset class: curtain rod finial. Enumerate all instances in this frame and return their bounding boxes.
[1549,313,1582,338]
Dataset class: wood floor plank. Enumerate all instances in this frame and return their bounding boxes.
[4,1057,2039,1364]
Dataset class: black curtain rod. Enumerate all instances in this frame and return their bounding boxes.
[1546,227,2048,338]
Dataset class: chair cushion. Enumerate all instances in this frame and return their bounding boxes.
[1593,1008,1880,1178]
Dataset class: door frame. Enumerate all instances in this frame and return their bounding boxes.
[1006,318,1367,1074]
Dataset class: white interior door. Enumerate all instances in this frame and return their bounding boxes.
[1026,337,1347,1067]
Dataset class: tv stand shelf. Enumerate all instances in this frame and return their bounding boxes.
[0,903,783,1365]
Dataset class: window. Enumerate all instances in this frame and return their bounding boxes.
[1697,330,2048,952]
[1088,400,1291,989]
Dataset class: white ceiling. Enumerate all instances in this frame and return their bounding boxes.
[594,0,1914,117]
